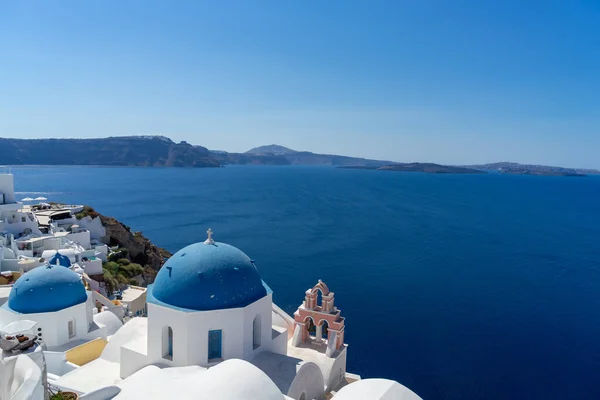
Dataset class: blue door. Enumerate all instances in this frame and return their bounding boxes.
[208,329,222,360]
[167,327,173,358]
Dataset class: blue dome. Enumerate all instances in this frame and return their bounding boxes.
[8,265,88,314]
[150,241,267,311]
[49,252,72,267]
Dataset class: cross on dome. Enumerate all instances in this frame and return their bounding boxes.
[204,228,215,245]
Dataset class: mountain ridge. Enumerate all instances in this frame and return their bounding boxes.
[1,137,597,173]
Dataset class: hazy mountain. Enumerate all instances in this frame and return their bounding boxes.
[465,162,599,176]
[222,144,391,166]
[245,145,298,155]
[3,137,595,173]
[0,136,220,167]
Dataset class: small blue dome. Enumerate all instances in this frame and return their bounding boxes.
[49,252,72,267]
[8,265,88,314]
[150,241,267,311]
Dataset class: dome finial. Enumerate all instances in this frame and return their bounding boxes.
[204,228,215,245]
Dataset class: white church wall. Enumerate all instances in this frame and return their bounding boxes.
[268,325,288,356]
[242,293,273,359]
[146,294,276,368]
[326,347,348,391]
[0,294,94,348]
[146,303,191,366]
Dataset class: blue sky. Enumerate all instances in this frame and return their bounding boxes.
[1,1,599,167]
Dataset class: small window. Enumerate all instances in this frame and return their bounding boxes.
[253,315,261,350]
[208,329,222,361]
[163,327,173,360]
[68,320,76,339]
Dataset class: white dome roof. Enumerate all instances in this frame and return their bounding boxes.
[116,359,285,400]
[334,379,422,400]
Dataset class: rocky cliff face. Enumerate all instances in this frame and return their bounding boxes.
[0,136,221,168]
[95,212,171,284]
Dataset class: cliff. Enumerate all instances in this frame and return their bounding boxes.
[76,206,171,285]
[0,136,221,168]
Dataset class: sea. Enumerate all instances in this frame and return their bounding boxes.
[11,165,600,400]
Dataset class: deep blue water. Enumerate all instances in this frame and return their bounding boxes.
[11,165,600,399]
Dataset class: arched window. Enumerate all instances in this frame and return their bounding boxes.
[253,315,262,350]
[320,320,329,339]
[304,316,316,337]
[163,326,173,360]
[299,393,306,400]
[316,289,323,309]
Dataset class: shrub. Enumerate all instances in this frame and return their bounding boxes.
[103,261,119,275]
[117,258,131,265]
[128,263,144,276]
[102,269,119,294]
[116,273,129,285]
[74,206,100,220]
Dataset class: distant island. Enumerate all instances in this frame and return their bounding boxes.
[214,144,391,167]
[465,162,596,177]
[0,137,597,176]
[341,163,485,174]
[0,138,389,168]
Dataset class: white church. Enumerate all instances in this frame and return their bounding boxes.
[0,226,422,400]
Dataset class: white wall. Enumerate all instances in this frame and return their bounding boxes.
[42,238,61,251]
[0,294,101,349]
[1,259,19,272]
[65,231,91,250]
[0,351,44,400]
[140,294,274,371]
[242,293,274,360]
[0,175,16,204]
[44,351,78,377]
[287,362,325,400]
[75,217,106,242]
[2,215,41,238]
[326,347,347,391]
[81,259,102,275]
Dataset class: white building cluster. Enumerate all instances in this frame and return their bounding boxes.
[0,170,422,400]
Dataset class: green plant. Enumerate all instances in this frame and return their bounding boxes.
[48,389,78,400]
[120,263,143,278]
[74,205,100,220]
[102,269,119,294]
[102,260,144,292]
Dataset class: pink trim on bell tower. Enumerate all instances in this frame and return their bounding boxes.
[291,280,346,356]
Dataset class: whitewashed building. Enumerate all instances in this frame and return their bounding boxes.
[0,229,422,400]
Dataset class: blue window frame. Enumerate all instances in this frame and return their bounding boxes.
[208,329,222,360]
